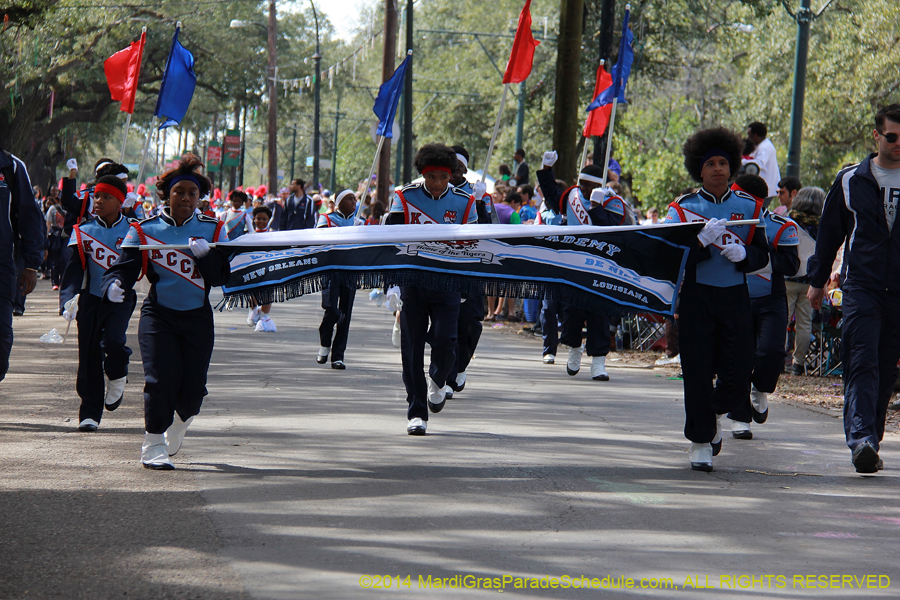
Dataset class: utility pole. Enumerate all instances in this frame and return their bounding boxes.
[402,0,414,184]
[515,81,525,152]
[290,126,297,182]
[377,0,398,205]
[552,0,584,182]
[594,0,616,163]
[785,0,814,179]
[330,96,341,191]
[267,0,278,193]
[311,1,322,192]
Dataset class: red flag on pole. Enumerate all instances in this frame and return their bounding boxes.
[502,0,540,84]
[583,64,613,137]
[104,31,146,114]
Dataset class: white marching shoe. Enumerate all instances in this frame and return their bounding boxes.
[566,346,584,376]
[712,413,724,456]
[427,378,446,413]
[78,418,99,432]
[750,384,769,423]
[731,420,752,440]
[689,442,713,471]
[105,375,126,411]
[391,320,401,348]
[164,415,194,456]
[542,354,555,364]
[255,315,277,332]
[591,356,609,381]
[141,433,174,470]
[247,306,261,327]
[316,346,330,364]
[407,417,426,435]
[454,371,466,392]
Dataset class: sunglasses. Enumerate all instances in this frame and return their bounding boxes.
[878,131,900,143]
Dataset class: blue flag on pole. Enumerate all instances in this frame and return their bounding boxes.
[586,9,633,112]
[153,28,196,130]
[373,52,411,138]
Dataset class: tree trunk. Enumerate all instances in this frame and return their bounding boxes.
[552,0,585,184]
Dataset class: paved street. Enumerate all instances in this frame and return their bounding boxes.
[2,280,899,599]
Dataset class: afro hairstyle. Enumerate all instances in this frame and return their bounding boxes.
[156,153,212,200]
[94,174,128,199]
[733,174,768,200]
[229,190,249,206]
[413,143,459,174]
[252,205,273,219]
[682,127,743,183]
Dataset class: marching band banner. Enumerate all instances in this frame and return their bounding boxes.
[213,223,705,316]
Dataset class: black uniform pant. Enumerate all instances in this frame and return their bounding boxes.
[448,293,484,381]
[319,282,355,362]
[679,281,754,443]
[139,301,215,434]
[728,293,787,424]
[400,286,459,421]
[541,300,560,356]
[841,286,900,452]
[0,272,13,382]
[559,305,610,357]
[76,293,135,423]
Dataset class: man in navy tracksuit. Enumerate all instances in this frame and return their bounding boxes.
[280,179,318,231]
[388,143,477,435]
[808,104,900,474]
[0,147,44,382]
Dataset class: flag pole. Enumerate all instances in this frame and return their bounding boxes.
[119,112,133,163]
[600,97,618,187]
[354,135,385,223]
[136,116,158,184]
[480,83,510,224]
[579,139,590,173]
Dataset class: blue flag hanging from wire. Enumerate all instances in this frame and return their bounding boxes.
[153,27,197,130]
[373,52,411,138]
[586,8,634,111]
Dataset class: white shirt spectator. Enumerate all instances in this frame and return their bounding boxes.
[750,137,781,197]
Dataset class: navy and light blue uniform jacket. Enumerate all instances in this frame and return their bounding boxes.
[455,180,493,224]
[807,154,900,292]
[222,208,251,240]
[536,166,627,226]
[316,209,359,228]
[665,188,770,287]
[535,201,564,226]
[102,209,230,312]
[746,208,800,298]
[60,214,134,308]
[388,183,477,225]
[0,150,44,274]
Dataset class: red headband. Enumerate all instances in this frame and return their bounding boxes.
[93,182,125,202]
[731,182,763,203]
[422,165,452,175]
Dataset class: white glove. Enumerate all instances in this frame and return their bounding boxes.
[721,243,747,263]
[697,218,727,247]
[589,186,615,205]
[107,280,125,303]
[542,151,558,168]
[473,181,486,200]
[189,237,210,258]
[66,158,78,171]
[123,192,139,209]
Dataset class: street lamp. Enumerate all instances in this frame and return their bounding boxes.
[309,1,321,192]
[230,0,278,193]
